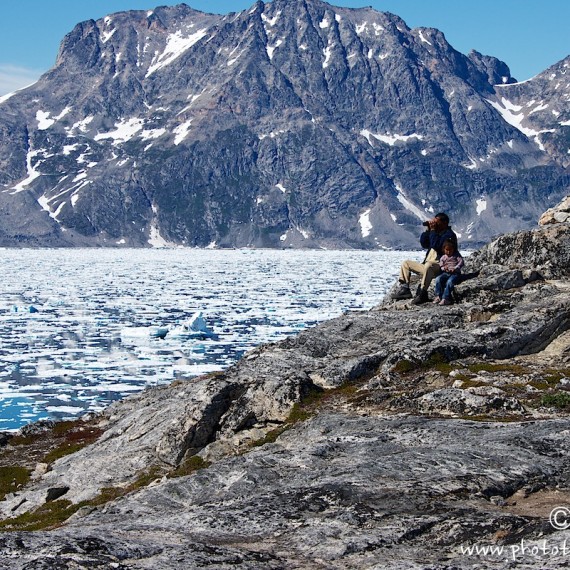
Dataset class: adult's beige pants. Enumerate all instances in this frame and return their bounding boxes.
[399,259,441,290]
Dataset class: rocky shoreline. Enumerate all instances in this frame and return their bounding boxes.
[0,199,570,568]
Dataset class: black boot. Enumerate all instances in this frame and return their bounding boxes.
[412,288,429,305]
[391,283,412,300]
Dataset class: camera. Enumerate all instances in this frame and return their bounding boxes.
[422,221,431,227]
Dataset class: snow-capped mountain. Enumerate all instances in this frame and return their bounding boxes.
[0,0,568,248]
[490,56,570,168]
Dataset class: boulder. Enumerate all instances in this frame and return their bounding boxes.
[539,195,570,225]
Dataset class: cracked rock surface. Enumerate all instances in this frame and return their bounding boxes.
[1,203,570,568]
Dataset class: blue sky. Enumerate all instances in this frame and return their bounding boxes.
[1,0,568,95]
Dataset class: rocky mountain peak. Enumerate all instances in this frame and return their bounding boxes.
[468,49,516,86]
[0,0,568,248]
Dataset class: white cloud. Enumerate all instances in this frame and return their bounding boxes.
[0,64,44,97]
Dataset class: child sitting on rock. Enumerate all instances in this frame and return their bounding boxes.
[433,239,464,306]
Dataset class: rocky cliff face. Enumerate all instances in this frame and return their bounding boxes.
[0,0,568,248]
[1,199,570,568]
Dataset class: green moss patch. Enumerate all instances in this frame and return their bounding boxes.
[42,442,89,464]
[249,383,364,449]
[41,424,105,465]
[530,379,561,391]
[543,368,570,384]
[454,378,487,389]
[0,466,30,501]
[391,352,455,375]
[4,419,105,469]
[0,464,167,532]
[168,456,210,479]
[0,499,77,532]
[466,362,530,375]
[250,426,289,448]
[0,455,217,532]
[8,433,44,447]
[392,359,416,374]
[541,392,570,409]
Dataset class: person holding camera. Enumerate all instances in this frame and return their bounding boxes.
[391,212,458,305]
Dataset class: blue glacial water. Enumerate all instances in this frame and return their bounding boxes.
[0,248,417,430]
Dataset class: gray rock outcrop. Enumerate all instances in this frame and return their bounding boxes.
[540,195,570,225]
[1,198,570,568]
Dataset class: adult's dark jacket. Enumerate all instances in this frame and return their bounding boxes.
[420,227,458,260]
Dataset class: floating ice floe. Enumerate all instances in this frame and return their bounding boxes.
[120,312,216,342]
[169,311,217,340]
[120,325,169,340]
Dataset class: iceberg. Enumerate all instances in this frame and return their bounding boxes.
[120,312,215,342]
[169,311,217,339]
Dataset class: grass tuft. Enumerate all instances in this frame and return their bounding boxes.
[392,359,416,374]
[250,427,288,448]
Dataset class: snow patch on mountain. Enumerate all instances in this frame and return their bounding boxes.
[372,22,384,35]
[146,28,208,77]
[323,44,332,68]
[11,150,42,192]
[259,130,286,140]
[68,115,94,134]
[396,185,426,221]
[71,181,93,206]
[101,28,116,44]
[476,197,487,216]
[261,11,280,28]
[267,39,283,60]
[359,209,372,237]
[36,107,71,131]
[417,30,432,46]
[148,224,173,248]
[36,111,55,130]
[38,194,65,221]
[228,47,246,66]
[94,118,144,144]
[173,119,193,145]
[488,97,556,151]
[361,129,424,146]
[63,144,79,156]
[140,128,166,141]
[529,102,549,115]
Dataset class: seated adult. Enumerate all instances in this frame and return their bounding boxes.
[391,212,458,305]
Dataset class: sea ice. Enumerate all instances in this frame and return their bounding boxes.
[0,248,410,429]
